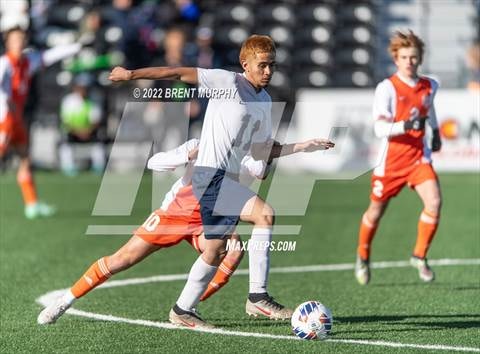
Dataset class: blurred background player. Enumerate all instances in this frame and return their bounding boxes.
[355,30,442,285]
[0,26,80,218]
[58,73,106,176]
[37,138,267,325]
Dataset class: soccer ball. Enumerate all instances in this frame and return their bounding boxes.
[291,301,333,340]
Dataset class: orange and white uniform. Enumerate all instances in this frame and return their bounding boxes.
[371,73,439,202]
[0,44,81,154]
[135,139,268,250]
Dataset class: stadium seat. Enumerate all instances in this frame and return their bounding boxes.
[214,25,251,46]
[335,25,375,46]
[294,47,332,67]
[295,24,335,47]
[257,25,294,48]
[214,4,254,26]
[334,46,373,67]
[294,67,332,88]
[333,68,374,87]
[256,4,296,26]
[297,3,336,25]
[46,3,88,29]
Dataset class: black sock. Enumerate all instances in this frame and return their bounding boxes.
[248,292,269,303]
[173,304,201,319]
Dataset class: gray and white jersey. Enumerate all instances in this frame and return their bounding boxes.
[195,68,272,174]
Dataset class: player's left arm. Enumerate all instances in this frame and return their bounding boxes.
[427,80,441,152]
[251,139,335,162]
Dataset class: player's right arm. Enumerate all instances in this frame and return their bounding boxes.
[147,139,199,171]
[109,66,198,85]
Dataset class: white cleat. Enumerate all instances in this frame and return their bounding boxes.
[25,202,56,219]
[37,297,71,325]
[245,295,293,320]
[410,256,435,282]
[355,256,370,285]
[168,305,215,329]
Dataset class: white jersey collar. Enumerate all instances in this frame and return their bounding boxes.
[396,72,419,87]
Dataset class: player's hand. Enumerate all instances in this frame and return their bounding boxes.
[188,146,199,160]
[109,66,132,82]
[431,129,442,152]
[296,139,335,152]
[404,116,427,131]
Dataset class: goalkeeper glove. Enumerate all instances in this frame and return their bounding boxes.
[431,129,442,152]
[404,116,427,131]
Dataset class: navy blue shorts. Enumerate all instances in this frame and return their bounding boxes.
[192,166,256,239]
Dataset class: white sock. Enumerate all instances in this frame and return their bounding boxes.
[62,289,76,306]
[176,256,218,312]
[249,227,272,294]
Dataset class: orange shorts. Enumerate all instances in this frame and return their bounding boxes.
[134,209,203,252]
[370,163,438,202]
[0,117,28,155]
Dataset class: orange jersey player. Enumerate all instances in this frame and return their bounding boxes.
[0,26,81,218]
[37,139,269,325]
[355,30,442,285]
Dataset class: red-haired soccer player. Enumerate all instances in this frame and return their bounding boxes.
[0,27,80,218]
[355,30,442,285]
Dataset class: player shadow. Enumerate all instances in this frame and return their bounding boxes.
[336,314,480,330]
[368,282,430,287]
[370,282,480,290]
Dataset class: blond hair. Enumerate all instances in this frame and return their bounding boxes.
[239,35,276,63]
[388,30,425,63]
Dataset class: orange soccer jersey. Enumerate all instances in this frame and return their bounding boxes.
[0,52,39,153]
[371,74,438,202]
[134,183,203,251]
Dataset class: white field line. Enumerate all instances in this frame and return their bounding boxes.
[35,258,480,353]
[59,308,480,353]
[95,257,480,289]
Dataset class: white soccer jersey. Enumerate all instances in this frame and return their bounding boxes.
[195,68,272,174]
[147,139,268,210]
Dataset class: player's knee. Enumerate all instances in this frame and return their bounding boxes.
[366,208,382,224]
[202,246,227,266]
[426,195,442,213]
[254,204,275,226]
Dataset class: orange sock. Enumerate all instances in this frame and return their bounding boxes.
[413,210,439,259]
[200,258,238,301]
[70,257,112,299]
[17,168,37,205]
[357,213,378,261]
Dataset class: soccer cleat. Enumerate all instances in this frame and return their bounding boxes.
[245,293,293,320]
[25,202,56,219]
[410,256,435,282]
[168,304,215,329]
[355,256,370,285]
[37,297,71,324]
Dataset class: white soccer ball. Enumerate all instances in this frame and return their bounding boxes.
[291,301,333,340]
